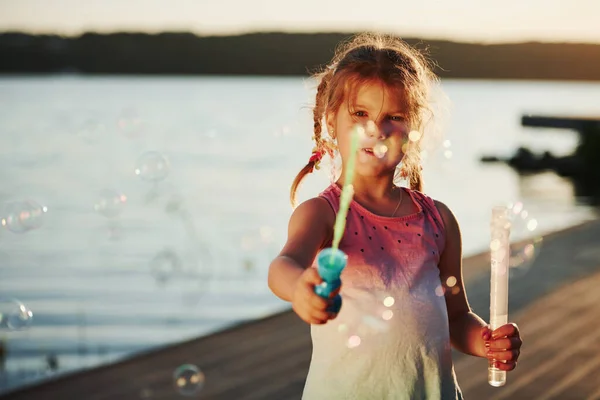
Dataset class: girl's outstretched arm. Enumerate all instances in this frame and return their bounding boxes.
[268,197,335,302]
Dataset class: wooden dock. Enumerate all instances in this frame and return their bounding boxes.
[2,220,600,400]
[520,114,600,203]
[521,115,600,132]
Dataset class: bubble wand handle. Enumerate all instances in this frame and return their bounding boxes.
[313,126,361,314]
[488,206,511,387]
[314,248,348,313]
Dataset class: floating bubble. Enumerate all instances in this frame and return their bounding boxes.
[134,151,170,183]
[164,193,185,216]
[336,295,394,349]
[237,226,277,276]
[365,120,377,135]
[0,298,33,330]
[383,296,395,307]
[150,248,182,285]
[347,335,361,349]
[94,189,127,218]
[1,200,48,234]
[442,139,453,159]
[273,125,292,138]
[242,259,256,274]
[446,276,458,287]
[180,248,216,305]
[408,130,422,142]
[240,235,259,276]
[435,275,461,297]
[504,202,543,277]
[204,129,217,139]
[117,108,144,138]
[76,118,105,143]
[173,364,205,396]
[373,141,388,158]
[381,309,394,321]
[259,226,274,244]
[354,122,391,162]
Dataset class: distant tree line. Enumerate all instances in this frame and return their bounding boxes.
[1,31,599,80]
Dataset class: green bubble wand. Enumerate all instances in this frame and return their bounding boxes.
[314,125,362,313]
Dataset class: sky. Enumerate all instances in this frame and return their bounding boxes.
[0,0,599,43]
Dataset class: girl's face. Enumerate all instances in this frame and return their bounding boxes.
[327,80,410,178]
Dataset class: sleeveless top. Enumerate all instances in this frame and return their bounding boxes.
[302,184,463,400]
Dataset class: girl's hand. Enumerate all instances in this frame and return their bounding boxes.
[292,268,339,325]
[482,323,522,371]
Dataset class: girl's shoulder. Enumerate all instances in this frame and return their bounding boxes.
[317,183,341,213]
[404,188,449,235]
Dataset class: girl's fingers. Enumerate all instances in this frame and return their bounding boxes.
[487,349,520,362]
[313,310,330,321]
[491,360,517,371]
[492,323,520,339]
[488,336,522,351]
[304,268,323,285]
[481,326,492,341]
[309,292,330,310]
[309,310,330,324]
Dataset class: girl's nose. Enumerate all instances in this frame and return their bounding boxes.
[365,120,379,138]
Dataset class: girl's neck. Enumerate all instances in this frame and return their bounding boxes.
[336,173,397,201]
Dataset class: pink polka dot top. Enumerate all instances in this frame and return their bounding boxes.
[302,183,463,400]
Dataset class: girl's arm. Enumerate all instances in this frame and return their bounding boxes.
[268,197,335,302]
[435,200,488,358]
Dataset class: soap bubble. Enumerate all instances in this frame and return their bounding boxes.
[336,294,394,349]
[408,130,422,142]
[117,108,144,139]
[373,141,388,158]
[173,364,205,396]
[76,118,105,143]
[1,200,48,234]
[273,125,292,138]
[435,275,461,297]
[0,298,33,330]
[135,151,170,183]
[382,296,395,307]
[94,189,127,218]
[442,139,453,159]
[204,129,217,139]
[164,194,185,216]
[150,248,182,285]
[180,248,216,305]
[237,226,277,276]
[505,202,543,277]
[354,122,390,161]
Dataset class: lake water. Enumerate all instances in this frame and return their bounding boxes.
[0,76,598,393]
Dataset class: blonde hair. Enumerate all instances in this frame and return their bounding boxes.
[290,32,439,207]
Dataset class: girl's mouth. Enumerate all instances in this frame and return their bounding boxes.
[362,148,375,156]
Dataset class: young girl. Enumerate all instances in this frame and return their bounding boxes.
[268,33,522,399]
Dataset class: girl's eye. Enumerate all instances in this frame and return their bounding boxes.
[389,115,405,122]
[354,111,368,117]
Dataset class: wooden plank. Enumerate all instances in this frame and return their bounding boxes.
[456,271,600,400]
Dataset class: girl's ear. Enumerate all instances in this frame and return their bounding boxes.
[326,112,336,139]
